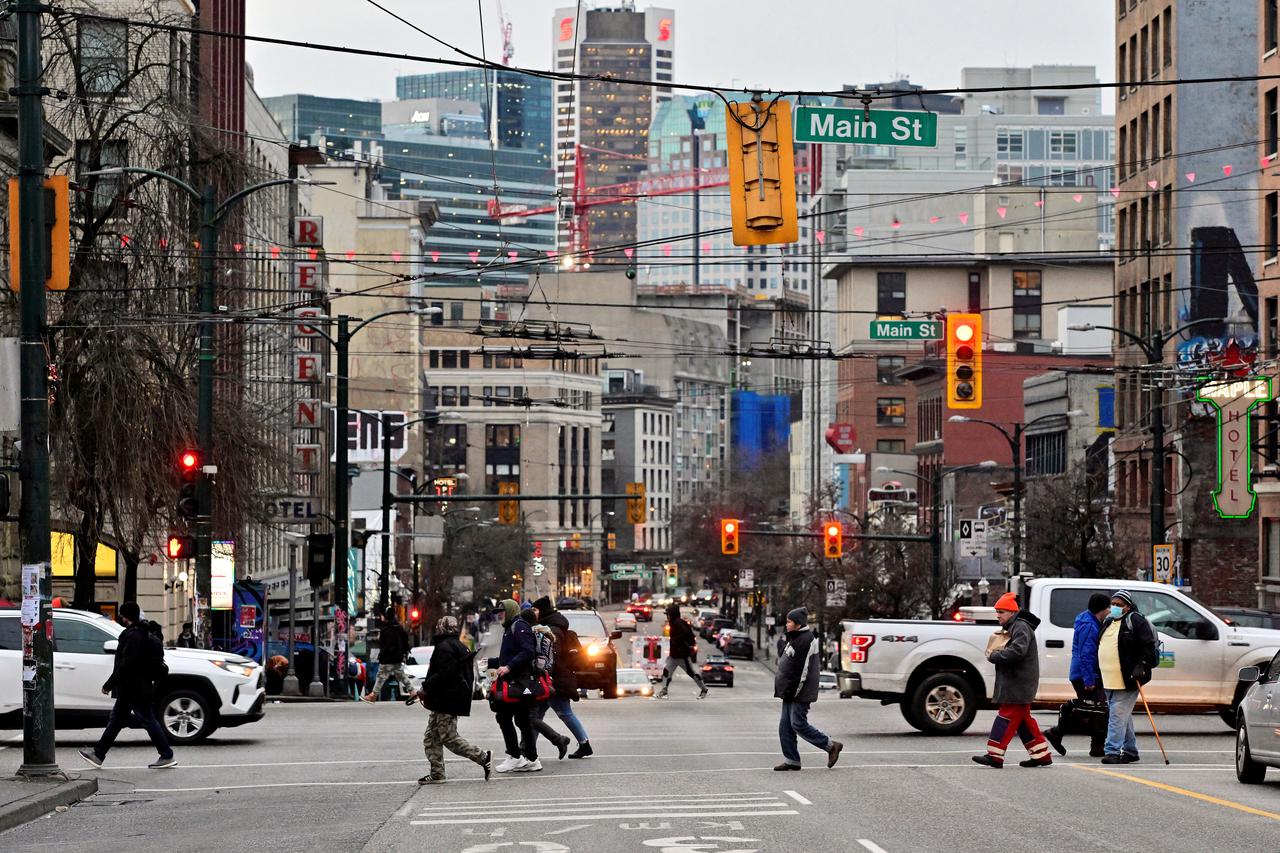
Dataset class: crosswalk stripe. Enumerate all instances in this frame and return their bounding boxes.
[409,809,800,826]
[414,798,785,817]
[412,790,773,806]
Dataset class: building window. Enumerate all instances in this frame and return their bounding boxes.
[996,130,1024,158]
[953,125,967,167]
[1162,6,1173,65]
[995,163,1023,184]
[876,439,906,453]
[1026,431,1068,476]
[430,302,444,326]
[1268,89,1278,157]
[77,19,128,96]
[876,398,906,426]
[1036,97,1066,116]
[1048,131,1078,159]
[876,272,906,316]
[1269,0,1278,54]
[1012,270,1043,338]
[1267,192,1278,260]
[1266,519,1280,578]
[876,356,905,384]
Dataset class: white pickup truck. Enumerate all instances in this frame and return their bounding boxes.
[837,578,1280,735]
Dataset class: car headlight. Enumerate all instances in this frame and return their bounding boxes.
[211,659,257,678]
[641,686,652,695]
[587,643,602,657]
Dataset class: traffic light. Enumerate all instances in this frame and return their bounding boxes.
[724,97,798,247]
[666,564,679,587]
[720,518,740,555]
[166,534,194,560]
[176,449,200,521]
[823,520,843,559]
[606,531,617,550]
[409,606,421,631]
[497,481,520,524]
[626,482,647,524]
[946,313,983,409]
[305,532,333,587]
[8,174,70,292]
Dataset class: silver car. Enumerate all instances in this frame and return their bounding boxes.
[1236,651,1280,783]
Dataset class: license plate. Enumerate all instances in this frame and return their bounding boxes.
[594,662,605,669]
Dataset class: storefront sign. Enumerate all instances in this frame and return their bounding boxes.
[1196,377,1274,518]
[211,540,235,610]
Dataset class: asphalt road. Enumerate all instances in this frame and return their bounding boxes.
[2,608,1279,852]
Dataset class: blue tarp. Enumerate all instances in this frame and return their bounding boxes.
[732,391,791,467]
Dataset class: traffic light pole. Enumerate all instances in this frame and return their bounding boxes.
[195,187,216,638]
[15,0,58,777]
[333,316,350,696]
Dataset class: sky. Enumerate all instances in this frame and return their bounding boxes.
[246,0,1115,105]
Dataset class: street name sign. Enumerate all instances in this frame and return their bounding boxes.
[795,106,937,148]
[958,518,988,558]
[610,563,645,579]
[869,319,942,341]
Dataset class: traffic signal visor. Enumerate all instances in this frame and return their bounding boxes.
[946,313,983,409]
[720,518,740,555]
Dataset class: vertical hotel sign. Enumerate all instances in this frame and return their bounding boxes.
[1196,377,1274,519]
[291,217,325,476]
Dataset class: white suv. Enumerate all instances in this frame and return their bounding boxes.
[0,608,266,744]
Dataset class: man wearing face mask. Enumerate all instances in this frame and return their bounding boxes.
[972,592,1052,769]
[1097,589,1159,764]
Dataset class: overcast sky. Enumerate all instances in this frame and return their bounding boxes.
[246,1,1114,105]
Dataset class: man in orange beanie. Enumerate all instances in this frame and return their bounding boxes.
[972,592,1052,769]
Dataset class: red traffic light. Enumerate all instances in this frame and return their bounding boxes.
[179,450,200,472]
[720,518,741,555]
[823,521,843,559]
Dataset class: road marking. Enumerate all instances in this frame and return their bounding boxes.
[1070,765,1280,822]
[782,790,812,805]
[413,791,772,806]
[544,824,592,836]
[857,840,890,853]
[414,799,784,816]
[409,810,799,826]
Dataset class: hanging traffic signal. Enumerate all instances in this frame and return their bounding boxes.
[720,518,741,555]
[606,531,617,550]
[305,532,333,587]
[8,174,70,292]
[823,521,843,559]
[176,449,200,521]
[166,534,195,560]
[946,313,983,409]
[725,98,798,246]
[626,482,647,524]
[409,607,421,630]
[666,564,679,587]
[497,481,520,525]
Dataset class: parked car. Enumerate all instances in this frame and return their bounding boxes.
[700,655,735,688]
[838,578,1280,735]
[615,668,653,697]
[403,645,433,692]
[1236,652,1280,782]
[723,631,755,660]
[0,608,266,745]
[562,610,623,698]
[614,612,638,632]
[705,617,736,641]
[1218,608,1280,630]
[626,602,654,622]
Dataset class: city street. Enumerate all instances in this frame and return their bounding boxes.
[1,612,1278,852]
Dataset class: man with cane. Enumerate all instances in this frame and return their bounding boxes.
[1097,590,1161,764]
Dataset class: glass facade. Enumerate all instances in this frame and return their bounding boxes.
[262,94,382,144]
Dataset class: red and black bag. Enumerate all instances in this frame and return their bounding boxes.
[490,671,552,704]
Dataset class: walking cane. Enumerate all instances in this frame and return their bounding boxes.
[1136,681,1171,765]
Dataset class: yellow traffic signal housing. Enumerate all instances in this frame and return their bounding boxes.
[665,564,679,587]
[724,98,798,246]
[626,482,647,524]
[497,481,520,524]
[720,518,741,555]
[606,531,617,550]
[823,521,843,559]
[8,175,70,292]
[946,313,983,409]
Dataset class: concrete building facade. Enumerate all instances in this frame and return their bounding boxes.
[1259,0,1280,609]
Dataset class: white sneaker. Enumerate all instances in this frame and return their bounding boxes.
[516,759,543,772]
[495,756,527,773]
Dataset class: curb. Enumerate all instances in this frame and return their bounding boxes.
[0,777,97,834]
[268,695,343,703]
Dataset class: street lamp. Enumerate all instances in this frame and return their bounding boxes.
[948,410,1087,577]
[1068,318,1222,551]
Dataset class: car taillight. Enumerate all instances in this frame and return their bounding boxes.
[849,634,875,664]
[724,665,733,672]
[702,665,712,671]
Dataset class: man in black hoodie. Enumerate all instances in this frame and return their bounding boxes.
[416,615,492,784]
[530,596,593,759]
[774,607,842,770]
[656,604,707,699]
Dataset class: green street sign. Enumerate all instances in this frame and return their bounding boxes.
[869,319,942,340]
[794,106,937,148]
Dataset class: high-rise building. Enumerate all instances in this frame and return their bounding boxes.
[552,4,675,257]
[262,93,383,152]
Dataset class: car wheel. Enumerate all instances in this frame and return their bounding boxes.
[900,699,926,732]
[726,678,733,688]
[158,688,216,745]
[601,680,618,699]
[1220,708,1240,729]
[908,672,977,736]
[1237,718,1267,783]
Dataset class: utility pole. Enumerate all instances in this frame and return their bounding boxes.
[15,0,57,777]
[195,186,216,640]
[281,544,300,695]
[379,421,393,614]
[333,315,350,696]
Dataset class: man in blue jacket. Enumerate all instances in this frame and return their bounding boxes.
[1044,593,1111,758]
[491,599,541,773]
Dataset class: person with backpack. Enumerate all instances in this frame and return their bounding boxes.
[79,601,176,769]
[176,622,198,648]
[972,593,1053,769]
[1043,593,1111,758]
[363,609,412,703]
[490,600,541,773]
[415,615,492,785]
[656,604,708,699]
[1098,589,1160,764]
[774,607,842,771]
[530,596,593,759]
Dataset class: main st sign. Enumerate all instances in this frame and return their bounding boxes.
[795,105,938,148]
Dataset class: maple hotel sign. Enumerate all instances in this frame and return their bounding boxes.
[1196,377,1274,519]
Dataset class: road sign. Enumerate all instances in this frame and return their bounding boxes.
[825,422,857,454]
[825,578,847,607]
[794,105,937,148]
[958,518,988,558]
[610,563,645,579]
[869,319,943,341]
[1153,543,1174,584]
[738,568,754,589]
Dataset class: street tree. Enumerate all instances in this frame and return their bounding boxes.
[1022,467,1129,579]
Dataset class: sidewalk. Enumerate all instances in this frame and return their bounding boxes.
[0,774,97,834]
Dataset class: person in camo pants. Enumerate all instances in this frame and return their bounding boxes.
[363,610,412,702]
[416,616,492,784]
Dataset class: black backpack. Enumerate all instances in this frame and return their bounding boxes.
[145,621,169,682]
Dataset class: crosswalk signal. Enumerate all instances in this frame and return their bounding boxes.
[823,521,843,559]
[720,518,741,555]
[724,96,798,247]
[626,482,647,524]
[946,313,983,409]
[497,481,520,524]
[176,449,201,521]
[305,532,334,587]
[166,534,195,560]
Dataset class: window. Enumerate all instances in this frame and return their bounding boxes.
[953,125,967,167]
[1036,97,1066,116]
[1118,43,1128,98]
[450,302,464,323]
[876,439,906,453]
[1140,26,1149,80]
[1161,96,1172,156]
[1128,591,1214,640]
[1269,0,1279,53]
[53,616,115,655]
[1012,270,1043,338]
[77,19,128,96]
[1049,587,1114,628]
[1266,520,1280,579]
[876,397,906,426]
[1151,15,1161,76]
[430,302,444,326]
[1162,6,1172,65]
[1267,192,1278,260]
[996,130,1024,158]
[1268,89,1278,157]
[1048,131,1078,159]
[876,272,906,315]
[1026,430,1068,476]
[995,163,1023,184]
[75,139,127,218]
[876,356,905,384]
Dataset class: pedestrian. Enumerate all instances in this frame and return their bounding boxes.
[655,604,708,699]
[176,622,197,649]
[1044,592,1111,758]
[1098,589,1160,764]
[529,596,593,759]
[79,601,177,769]
[363,609,411,703]
[415,615,493,785]
[491,599,541,773]
[973,592,1053,769]
[774,607,842,771]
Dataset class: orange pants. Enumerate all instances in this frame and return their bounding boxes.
[985,703,1052,766]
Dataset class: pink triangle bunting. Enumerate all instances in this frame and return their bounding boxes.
[307,248,319,260]
[623,247,634,258]
[929,216,941,223]
[662,244,672,256]
[1185,172,1196,182]
[958,213,969,225]
[1033,200,1044,208]
[391,251,402,262]
[344,250,355,261]
[1223,164,1233,176]
[269,246,280,258]
[1072,194,1084,203]
[431,251,441,262]
[816,230,825,244]
[508,250,518,260]
[996,207,1007,219]
[1147,180,1158,190]
[1108,188,1120,198]
[890,219,902,230]
[468,251,479,262]
[853,226,865,237]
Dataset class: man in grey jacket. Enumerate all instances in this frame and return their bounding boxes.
[972,592,1053,769]
[773,608,843,771]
